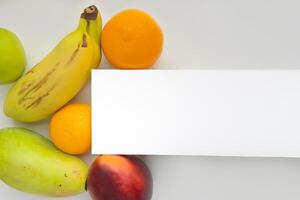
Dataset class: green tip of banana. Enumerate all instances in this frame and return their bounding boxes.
[3,5,102,123]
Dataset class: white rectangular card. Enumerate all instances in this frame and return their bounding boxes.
[92,70,300,157]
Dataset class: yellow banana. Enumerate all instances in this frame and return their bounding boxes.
[4,6,101,122]
[83,5,102,45]
[83,5,102,68]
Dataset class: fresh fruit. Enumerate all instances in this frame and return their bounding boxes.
[82,5,102,69]
[87,155,153,200]
[4,5,102,122]
[0,127,88,197]
[102,9,163,69]
[0,28,26,84]
[82,6,102,49]
[50,103,91,155]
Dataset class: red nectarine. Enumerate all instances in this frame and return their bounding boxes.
[87,155,153,200]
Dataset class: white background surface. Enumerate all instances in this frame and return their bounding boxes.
[1,0,300,199]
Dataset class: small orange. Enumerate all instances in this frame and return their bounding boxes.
[102,9,163,69]
[50,103,91,155]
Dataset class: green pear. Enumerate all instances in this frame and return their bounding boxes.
[0,28,26,84]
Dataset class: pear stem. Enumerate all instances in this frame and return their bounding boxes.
[81,5,98,20]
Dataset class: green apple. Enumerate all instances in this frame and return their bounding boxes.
[0,28,26,84]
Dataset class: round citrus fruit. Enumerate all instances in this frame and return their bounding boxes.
[50,103,91,155]
[102,9,163,69]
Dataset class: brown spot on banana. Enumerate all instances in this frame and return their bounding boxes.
[19,68,56,104]
[19,82,34,95]
[87,21,90,31]
[24,64,38,75]
[19,62,59,96]
[66,45,80,66]
[25,93,49,109]
[25,69,34,75]
[55,62,60,67]
[25,84,56,109]
[82,34,88,48]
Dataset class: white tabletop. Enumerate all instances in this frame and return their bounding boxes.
[1,0,300,199]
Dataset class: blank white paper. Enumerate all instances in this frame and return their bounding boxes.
[92,70,300,157]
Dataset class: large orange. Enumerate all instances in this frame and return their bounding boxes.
[50,103,91,155]
[102,9,163,69]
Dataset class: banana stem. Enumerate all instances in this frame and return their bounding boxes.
[80,5,102,45]
[81,5,98,20]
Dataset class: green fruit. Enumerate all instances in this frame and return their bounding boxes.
[0,127,88,197]
[0,28,26,84]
